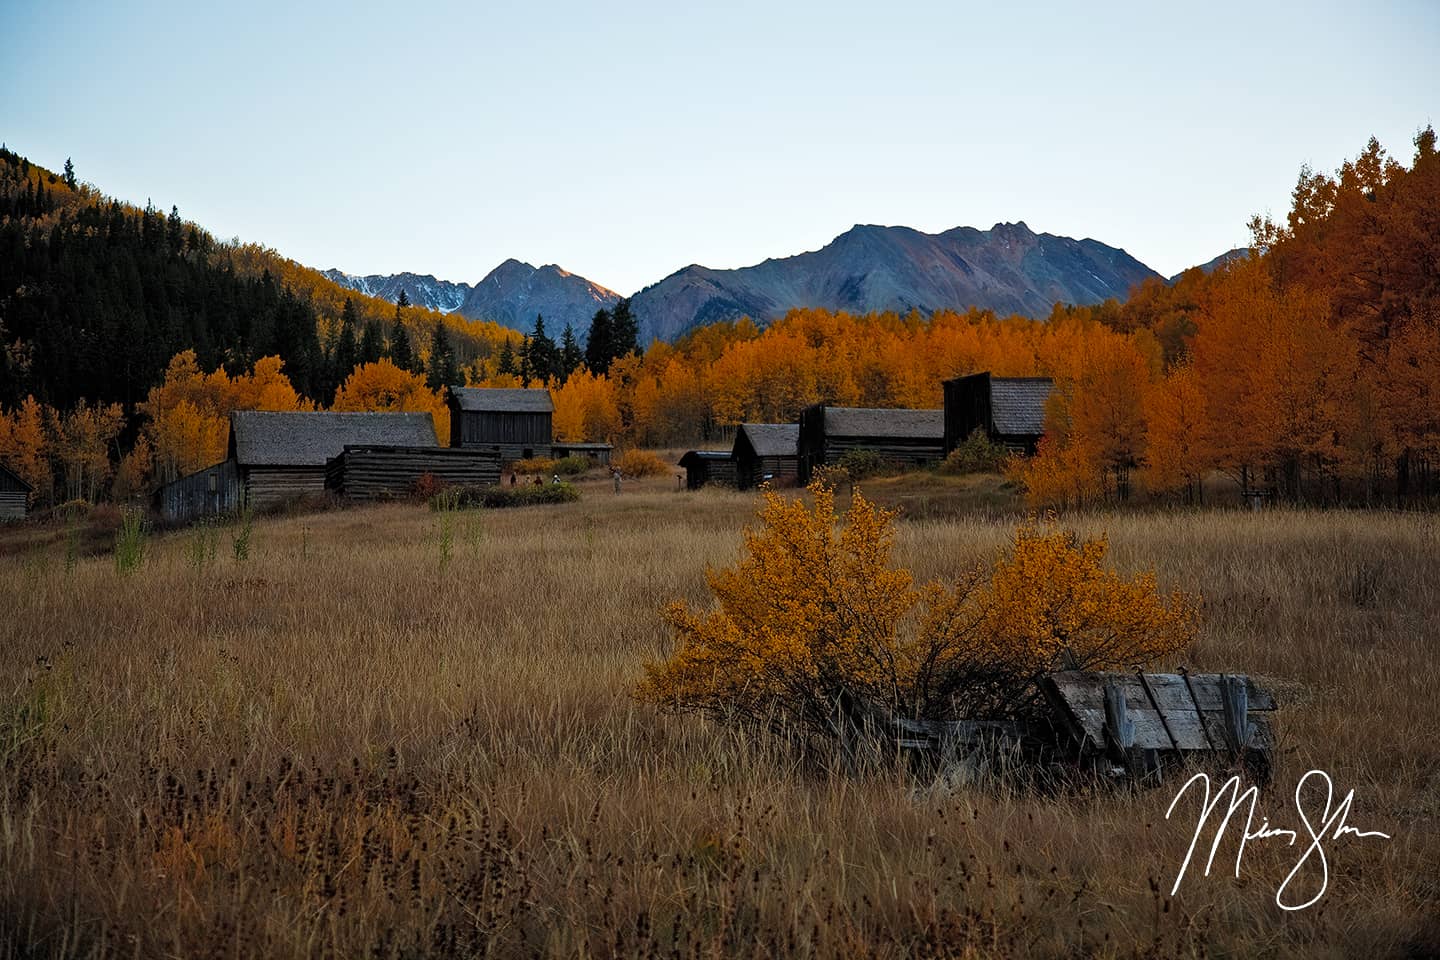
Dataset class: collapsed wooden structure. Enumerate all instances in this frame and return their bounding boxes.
[896,670,1277,785]
[325,445,502,499]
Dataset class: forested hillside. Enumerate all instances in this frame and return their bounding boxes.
[0,146,518,414]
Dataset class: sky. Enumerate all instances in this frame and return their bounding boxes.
[2,0,1436,296]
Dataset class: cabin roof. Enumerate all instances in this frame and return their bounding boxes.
[679,450,732,467]
[448,387,555,414]
[737,423,799,458]
[230,411,437,467]
[822,407,944,439]
[988,377,1053,436]
[0,461,33,491]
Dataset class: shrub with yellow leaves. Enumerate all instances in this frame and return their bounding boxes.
[639,482,1197,749]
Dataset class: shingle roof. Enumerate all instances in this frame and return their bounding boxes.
[737,423,799,458]
[822,407,944,439]
[230,411,437,467]
[989,378,1053,436]
[449,387,554,414]
[679,450,732,466]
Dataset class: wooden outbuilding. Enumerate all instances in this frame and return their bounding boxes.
[230,410,438,509]
[796,406,945,483]
[447,387,553,460]
[0,462,33,521]
[943,372,1053,456]
[733,423,800,489]
[325,445,501,499]
[678,450,736,489]
[551,441,613,466]
[154,459,243,524]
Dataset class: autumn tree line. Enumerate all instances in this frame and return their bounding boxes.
[2,131,1437,508]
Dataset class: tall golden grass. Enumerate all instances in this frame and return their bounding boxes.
[1,476,1436,958]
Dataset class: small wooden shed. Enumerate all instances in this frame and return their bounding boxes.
[230,410,438,509]
[154,459,243,524]
[733,423,800,489]
[943,372,1053,455]
[551,441,613,466]
[796,406,945,483]
[0,462,33,521]
[447,387,553,460]
[325,445,502,499]
[679,450,736,489]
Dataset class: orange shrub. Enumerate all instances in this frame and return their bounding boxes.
[614,449,669,478]
[639,483,1197,743]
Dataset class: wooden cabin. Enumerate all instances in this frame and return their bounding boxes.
[0,462,33,521]
[325,445,501,499]
[551,441,613,466]
[678,450,736,489]
[447,387,553,460]
[943,373,1053,455]
[733,423,800,489]
[229,411,438,509]
[796,406,945,483]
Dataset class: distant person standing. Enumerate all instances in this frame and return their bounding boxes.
[510,472,517,487]
[612,469,622,494]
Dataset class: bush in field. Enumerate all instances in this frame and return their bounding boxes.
[411,471,446,500]
[553,455,591,476]
[113,508,149,575]
[940,428,1011,475]
[512,456,557,475]
[436,482,580,510]
[836,448,893,480]
[614,449,668,478]
[638,482,1197,748]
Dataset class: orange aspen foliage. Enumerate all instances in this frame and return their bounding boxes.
[331,359,450,446]
[0,395,51,502]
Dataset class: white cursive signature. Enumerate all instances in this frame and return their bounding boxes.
[1165,769,1391,911]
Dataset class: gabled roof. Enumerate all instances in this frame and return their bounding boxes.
[449,387,554,414]
[229,411,437,467]
[679,450,732,466]
[822,407,944,439]
[989,378,1053,436]
[0,461,33,491]
[736,423,799,458]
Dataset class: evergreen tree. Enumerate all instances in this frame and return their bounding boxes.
[359,321,382,365]
[166,205,184,254]
[389,293,415,371]
[611,297,639,359]
[517,336,533,385]
[496,337,517,376]
[584,307,614,374]
[63,157,76,190]
[559,323,582,380]
[335,298,360,375]
[426,321,459,390]
[526,314,559,382]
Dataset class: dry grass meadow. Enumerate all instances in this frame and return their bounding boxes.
[1,470,1438,958]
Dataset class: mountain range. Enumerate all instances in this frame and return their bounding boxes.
[326,222,1207,344]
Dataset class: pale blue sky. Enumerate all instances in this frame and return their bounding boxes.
[3,0,1436,295]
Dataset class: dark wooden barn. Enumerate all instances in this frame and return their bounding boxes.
[943,372,1053,455]
[0,462,33,521]
[678,450,737,489]
[796,406,945,483]
[325,445,502,499]
[447,387,553,460]
[733,423,800,489]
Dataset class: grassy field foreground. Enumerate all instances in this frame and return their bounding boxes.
[1,479,1437,958]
